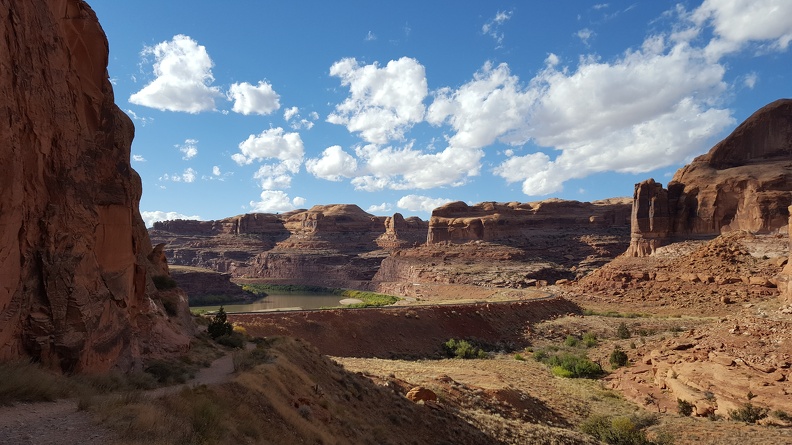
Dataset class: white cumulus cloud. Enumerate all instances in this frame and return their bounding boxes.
[305,145,358,181]
[160,167,197,183]
[327,57,427,144]
[396,195,453,213]
[366,202,392,214]
[228,81,280,115]
[141,211,201,228]
[212,165,221,176]
[250,191,305,213]
[232,127,304,172]
[130,35,221,113]
[692,0,792,59]
[494,36,734,195]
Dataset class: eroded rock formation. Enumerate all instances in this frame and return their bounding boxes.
[0,0,190,372]
[628,99,792,256]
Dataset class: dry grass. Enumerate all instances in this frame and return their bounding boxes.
[0,361,71,405]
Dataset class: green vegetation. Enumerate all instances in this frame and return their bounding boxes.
[617,322,631,339]
[188,294,251,307]
[207,306,234,339]
[580,414,673,445]
[609,346,629,368]
[582,332,598,348]
[533,349,603,378]
[152,274,178,291]
[240,283,400,308]
[564,335,579,347]
[232,341,273,371]
[728,402,769,423]
[677,399,694,416]
[443,339,488,359]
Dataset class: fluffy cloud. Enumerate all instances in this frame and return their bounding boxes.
[494,37,733,195]
[141,211,201,228]
[232,128,304,172]
[177,138,198,160]
[328,57,427,144]
[396,195,453,213]
[212,165,221,176]
[427,62,537,150]
[692,0,792,59]
[305,145,358,181]
[250,190,306,213]
[253,163,294,189]
[130,35,221,113]
[366,202,392,214]
[350,143,483,191]
[132,154,146,162]
[228,81,280,115]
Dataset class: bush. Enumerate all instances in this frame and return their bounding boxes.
[535,350,603,378]
[443,339,488,359]
[232,345,272,371]
[677,399,694,416]
[152,275,178,291]
[609,347,629,368]
[617,322,631,339]
[215,333,245,349]
[0,361,70,405]
[582,332,598,348]
[144,359,191,385]
[580,414,671,445]
[728,403,769,423]
[207,306,233,339]
[565,335,580,347]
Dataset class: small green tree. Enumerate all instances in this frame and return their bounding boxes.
[617,322,631,339]
[610,346,629,368]
[207,306,233,339]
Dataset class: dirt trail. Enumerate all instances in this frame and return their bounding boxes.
[0,348,241,445]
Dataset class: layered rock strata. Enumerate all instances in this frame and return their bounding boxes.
[628,99,792,256]
[0,0,190,372]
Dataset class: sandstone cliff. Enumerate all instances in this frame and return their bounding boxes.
[0,0,190,372]
[151,205,413,287]
[628,99,792,256]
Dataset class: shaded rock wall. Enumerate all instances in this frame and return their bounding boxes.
[0,0,190,372]
[628,99,792,256]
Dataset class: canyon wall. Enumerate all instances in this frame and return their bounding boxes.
[0,0,190,372]
[628,99,792,256]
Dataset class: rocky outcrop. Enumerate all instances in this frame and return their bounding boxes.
[376,213,428,249]
[777,206,792,304]
[0,0,190,372]
[628,99,792,256]
[427,199,631,245]
[169,267,253,305]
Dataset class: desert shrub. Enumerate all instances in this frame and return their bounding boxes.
[728,403,769,423]
[582,332,598,348]
[232,345,272,372]
[0,361,70,405]
[580,414,671,445]
[215,333,245,349]
[514,353,526,361]
[144,359,192,385]
[609,346,629,368]
[207,306,233,339]
[535,350,603,378]
[152,275,178,291]
[443,339,488,359]
[564,335,579,347]
[772,410,792,422]
[677,399,694,416]
[617,322,631,339]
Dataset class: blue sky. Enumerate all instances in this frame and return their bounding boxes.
[88,0,792,226]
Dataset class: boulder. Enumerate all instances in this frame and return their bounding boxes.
[406,386,438,403]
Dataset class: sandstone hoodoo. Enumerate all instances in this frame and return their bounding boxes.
[628,99,792,256]
[0,0,190,372]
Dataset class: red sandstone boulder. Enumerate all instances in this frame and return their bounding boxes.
[0,0,190,372]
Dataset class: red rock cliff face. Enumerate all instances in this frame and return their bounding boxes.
[628,99,792,256]
[0,0,190,372]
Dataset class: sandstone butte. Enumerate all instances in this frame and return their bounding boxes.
[0,0,191,373]
[627,98,792,257]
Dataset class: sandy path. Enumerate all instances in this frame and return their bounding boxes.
[0,348,242,445]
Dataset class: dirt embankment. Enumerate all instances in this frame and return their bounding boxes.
[230,298,580,358]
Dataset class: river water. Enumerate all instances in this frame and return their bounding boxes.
[191,292,345,313]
